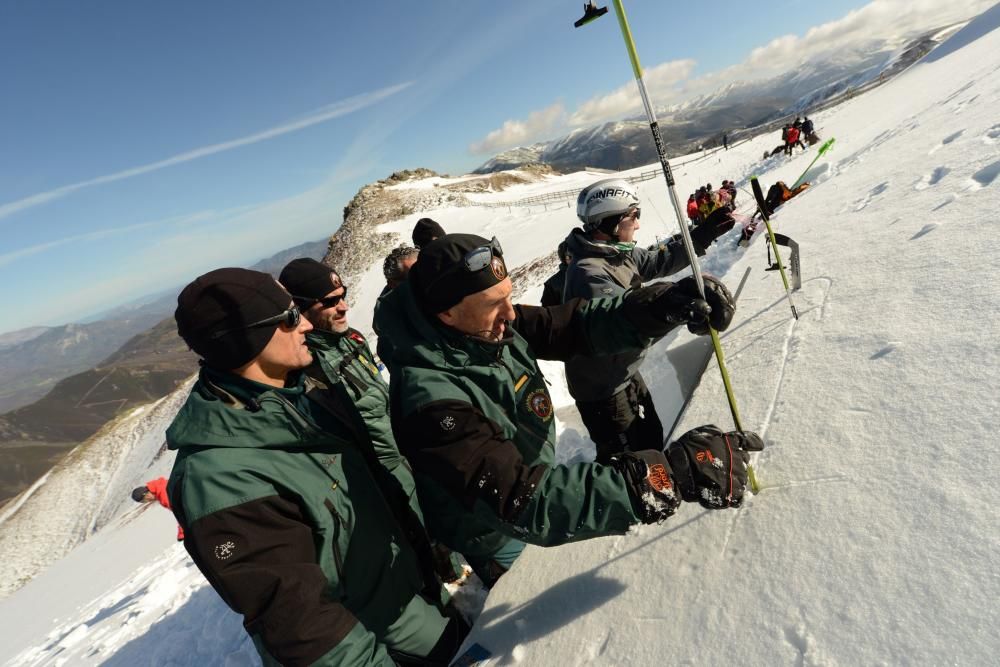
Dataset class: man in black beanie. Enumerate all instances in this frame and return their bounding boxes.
[374,234,762,587]
[166,267,468,666]
[412,217,446,249]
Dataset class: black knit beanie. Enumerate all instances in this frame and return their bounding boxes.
[409,234,508,314]
[131,486,148,502]
[412,218,446,249]
[175,268,292,370]
[279,258,339,304]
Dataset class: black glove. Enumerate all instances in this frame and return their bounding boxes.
[665,425,764,509]
[690,206,736,251]
[622,275,735,337]
[673,275,735,335]
[610,450,681,524]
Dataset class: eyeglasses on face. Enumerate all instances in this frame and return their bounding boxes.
[208,305,301,341]
[620,207,641,221]
[294,286,348,310]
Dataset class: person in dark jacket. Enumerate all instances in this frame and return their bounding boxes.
[383,245,420,291]
[561,178,736,464]
[412,218,446,249]
[539,241,571,308]
[374,233,762,587]
[167,268,467,666]
[279,257,467,585]
[131,476,184,541]
[802,116,818,145]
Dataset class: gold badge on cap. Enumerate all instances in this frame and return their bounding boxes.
[490,256,507,281]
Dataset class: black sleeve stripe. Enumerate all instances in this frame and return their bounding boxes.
[397,400,547,523]
[184,495,358,666]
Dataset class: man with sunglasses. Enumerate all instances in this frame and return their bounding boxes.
[278,258,468,585]
[375,234,762,587]
[166,267,467,666]
[562,178,737,464]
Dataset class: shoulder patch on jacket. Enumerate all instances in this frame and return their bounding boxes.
[349,331,366,346]
[526,389,553,421]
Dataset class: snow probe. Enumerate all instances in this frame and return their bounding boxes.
[575,1,757,493]
[791,137,835,190]
[751,176,799,319]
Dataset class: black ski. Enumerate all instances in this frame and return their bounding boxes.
[664,266,752,442]
[751,177,800,319]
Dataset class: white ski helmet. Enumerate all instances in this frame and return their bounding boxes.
[576,178,640,232]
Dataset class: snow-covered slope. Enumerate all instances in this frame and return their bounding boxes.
[1,8,999,665]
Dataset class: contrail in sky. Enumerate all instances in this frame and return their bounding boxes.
[0,81,412,222]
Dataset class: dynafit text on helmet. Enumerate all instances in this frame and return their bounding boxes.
[574,1,759,492]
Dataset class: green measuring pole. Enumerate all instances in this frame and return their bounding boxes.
[580,0,757,492]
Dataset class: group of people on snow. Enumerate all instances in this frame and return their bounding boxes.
[783,116,818,155]
[156,179,763,665]
[686,180,738,224]
[764,116,819,158]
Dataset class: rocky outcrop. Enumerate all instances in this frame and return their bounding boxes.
[322,167,559,285]
[323,168,466,283]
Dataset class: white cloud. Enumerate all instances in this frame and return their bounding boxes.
[568,59,696,127]
[470,0,994,152]
[0,82,412,222]
[469,103,567,154]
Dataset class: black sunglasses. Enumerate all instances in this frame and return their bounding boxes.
[209,305,301,341]
[294,286,348,310]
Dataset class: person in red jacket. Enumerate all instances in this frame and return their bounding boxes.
[786,125,805,154]
[686,194,701,223]
[131,477,184,540]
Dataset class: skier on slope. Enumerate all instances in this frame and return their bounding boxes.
[374,233,762,586]
[560,179,736,464]
[130,477,184,541]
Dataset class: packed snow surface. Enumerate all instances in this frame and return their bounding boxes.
[1,9,999,665]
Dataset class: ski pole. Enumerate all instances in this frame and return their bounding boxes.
[790,138,835,190]
[751,177,798,320]
[576,1,757,493]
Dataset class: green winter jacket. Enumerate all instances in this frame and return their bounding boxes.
[373,282,657,569]
[166,367,451,667]
[305,327,418,511]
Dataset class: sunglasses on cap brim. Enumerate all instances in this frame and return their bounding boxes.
[424,237,504,291]
[208,305,301,341]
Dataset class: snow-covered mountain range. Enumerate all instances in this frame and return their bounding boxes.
[475,23,967,175]
[1,5,999,664]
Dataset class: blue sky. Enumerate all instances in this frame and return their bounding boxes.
[0,0,990,334]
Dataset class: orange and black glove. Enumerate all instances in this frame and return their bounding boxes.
[611,450,681,524]
[666,425,764,509]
